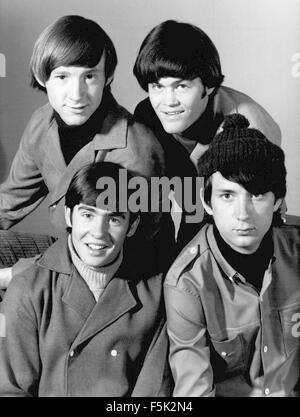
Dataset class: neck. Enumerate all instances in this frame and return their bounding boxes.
[213,225,273,291]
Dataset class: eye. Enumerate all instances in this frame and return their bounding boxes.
[55,75,66,80]
[80,211,94,220]
[221,193,233,200]
[150,83,162,91]
[109,216,122,225]
[85,73,95,80]
[176,83,189,90]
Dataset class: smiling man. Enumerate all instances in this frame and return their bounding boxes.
[133,20,282,250]
[164,114,300,397]
[0,15,167,293]
[0,15,164,232]
[0,162,172,397]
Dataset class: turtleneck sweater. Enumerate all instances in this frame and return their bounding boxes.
[54,90,111,165]
[67,235,123,302]
[213,225,273,292]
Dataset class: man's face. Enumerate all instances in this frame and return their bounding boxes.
[201,172,282,254]
[43,53,108,126]
[148,77,213,134]
[65,203,137,268]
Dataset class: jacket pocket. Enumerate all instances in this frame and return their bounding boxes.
[210,334,246,381]
[278,305,300,357]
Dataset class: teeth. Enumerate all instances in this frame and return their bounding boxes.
[88,244,106,250]
[166,111,182,115]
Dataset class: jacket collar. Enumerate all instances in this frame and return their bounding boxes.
[37,233,161,280]
[44,93,129,205]
[37,235,140,347]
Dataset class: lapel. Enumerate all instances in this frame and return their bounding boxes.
[39,237,138,345]
[42,117,67,175]
[67,276,137,349]
[48,106,128,206]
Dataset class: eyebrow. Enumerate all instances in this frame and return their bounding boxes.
[154,78,187,86]
[52,67,99,75]
[78,205,127,217]
[214,187,237,194]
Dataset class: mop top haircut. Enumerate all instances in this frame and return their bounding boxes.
[65,161,139,227]
[199,114,286,224]
[133,19,224,92]
[30,15,118,92]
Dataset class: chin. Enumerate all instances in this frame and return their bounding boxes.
[161,123,184,134]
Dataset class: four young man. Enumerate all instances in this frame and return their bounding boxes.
[0,15,299,397]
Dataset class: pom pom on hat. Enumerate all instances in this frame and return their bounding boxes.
[222,113,250,130]
[197,113,286,187]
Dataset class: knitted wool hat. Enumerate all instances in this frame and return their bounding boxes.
[197,113,286,197]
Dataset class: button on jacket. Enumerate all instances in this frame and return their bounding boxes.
[164,223,300,397]
[0,236,172,397]
[0,92,165,232]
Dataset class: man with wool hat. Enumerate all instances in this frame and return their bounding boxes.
[164,114,300,397]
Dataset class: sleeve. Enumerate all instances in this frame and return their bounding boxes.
[236,100,282,147]
[0,273,41,396]
[164,280,215,397]
[131,319,174,397]
[0,114,48,229]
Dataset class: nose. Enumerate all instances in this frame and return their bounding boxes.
[164,87,179,106]
[236,197,252,221]
[91,216,108,238]
[68,77,85,102]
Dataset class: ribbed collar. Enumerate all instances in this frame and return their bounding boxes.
[67,234,123,301]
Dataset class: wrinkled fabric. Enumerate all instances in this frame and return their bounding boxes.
[164,223,300,397]
[0,92,165,233]
[0,236,173,397]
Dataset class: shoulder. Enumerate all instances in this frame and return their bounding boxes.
[273,224,300,252]
[21,103,54,147]
[109,95,161,146]
[26,103,53,130]
[165,224,211,292]
[216,86,281,145]
[1,260,51,324]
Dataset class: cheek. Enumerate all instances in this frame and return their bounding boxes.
[149,93,159,108]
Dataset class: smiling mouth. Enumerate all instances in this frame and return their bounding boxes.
[163,110,184,116]
[86,243,108,251]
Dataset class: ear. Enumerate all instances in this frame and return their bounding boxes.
[64,206,72,228]
[206,86,215,97]
[200,187,213,216]
[273,198,283,213]
[126,215,140,237]
[105,74,114,87]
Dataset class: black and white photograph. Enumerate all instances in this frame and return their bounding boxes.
[0,0,299,401]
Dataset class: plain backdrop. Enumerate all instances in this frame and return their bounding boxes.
[0,0,299,236]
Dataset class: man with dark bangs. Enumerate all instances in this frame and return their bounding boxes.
[0,15,167,293]
[164,114,300,397]
[0,161,172,397]
[133,20,282,250]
